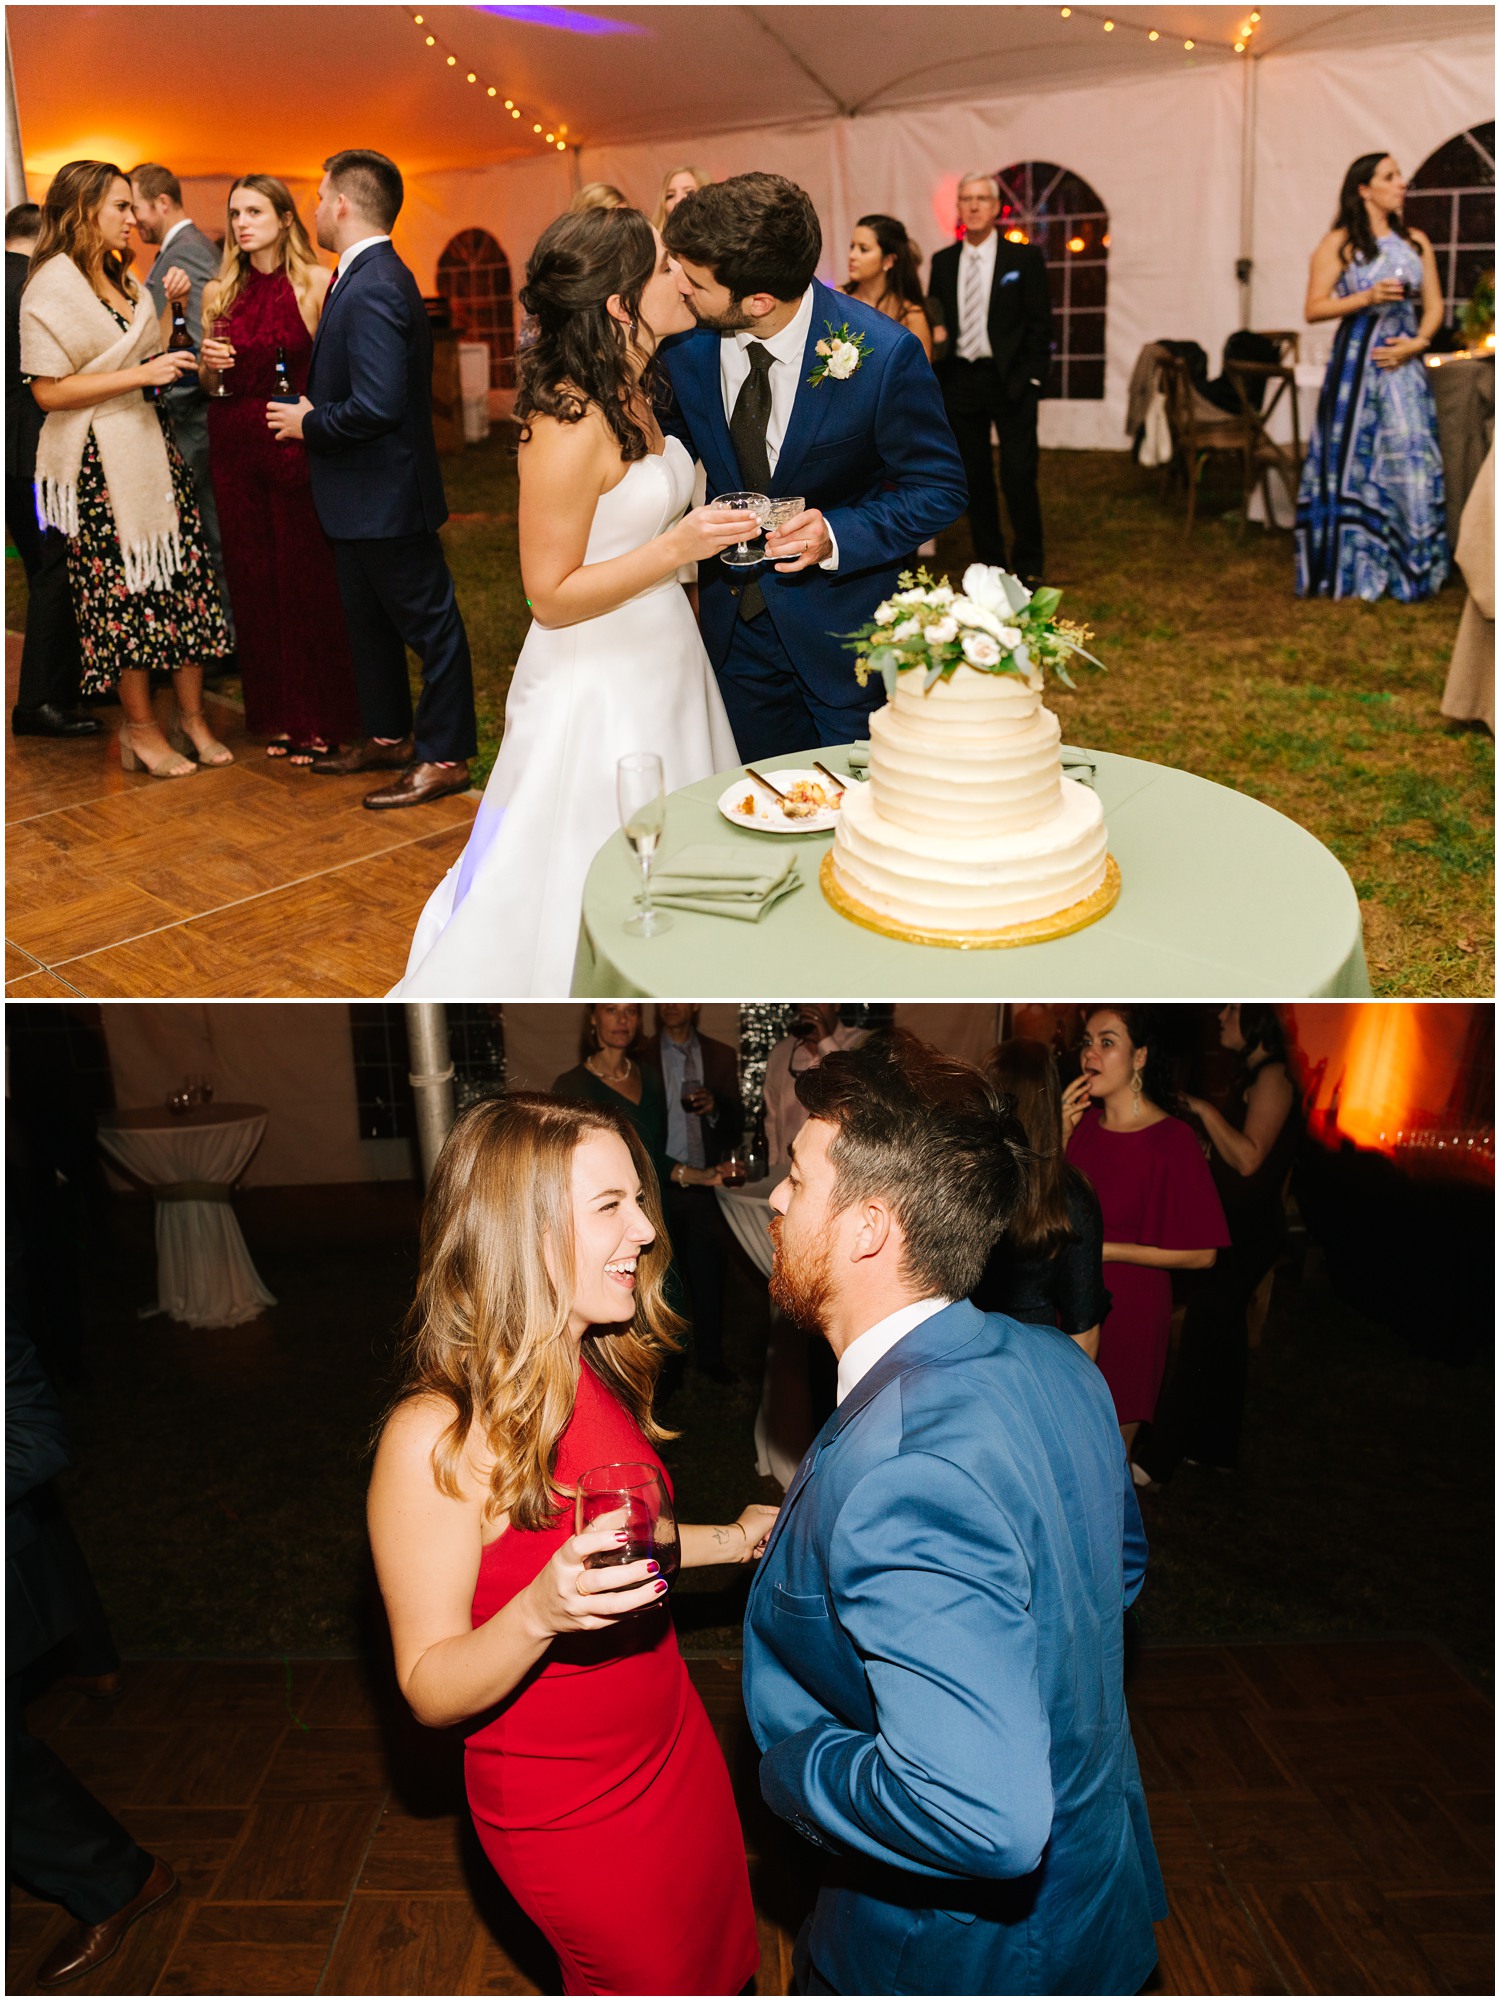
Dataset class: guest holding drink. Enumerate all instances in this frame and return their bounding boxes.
[1296,152,1448,601]
[1064,1007,1229,1467]
[552,1005,722,1204]
[199,176,360,760]
[368,1094,767,1996]
[640,1005,744,1384]
[652,165,711,229]
[975,1038,1109,1361]
[1137,1006,1300,1485]
[19,161,231,779]
[844,214,934,361]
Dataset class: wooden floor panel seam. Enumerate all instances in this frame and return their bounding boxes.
[315,1787,392,1996]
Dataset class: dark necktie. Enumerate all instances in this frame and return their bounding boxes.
[728,341,775,620]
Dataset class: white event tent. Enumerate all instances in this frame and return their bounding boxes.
[6,3,1493,447]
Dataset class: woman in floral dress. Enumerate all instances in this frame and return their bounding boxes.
[21,160,231,779]
[1296,152,1448,602]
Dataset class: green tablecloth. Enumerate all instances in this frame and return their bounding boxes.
[572,745,1370,998]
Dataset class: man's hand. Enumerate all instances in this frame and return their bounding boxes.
[765,507,833,572]
[266,396,313,441]
[161,266,191,305]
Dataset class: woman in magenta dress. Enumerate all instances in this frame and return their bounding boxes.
[1064,1007,1229,1465]
[368,1093,766,1997]
[199,176,359,758]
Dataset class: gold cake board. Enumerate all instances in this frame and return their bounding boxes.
[819,851,1122,950]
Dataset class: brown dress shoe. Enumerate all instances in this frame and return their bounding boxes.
[309,735,414,776]
[36,1855,179,1987]
[53,1669,124,1700]
[362,760,472,810]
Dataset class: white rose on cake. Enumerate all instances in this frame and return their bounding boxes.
[826,339,861,379]
[997,625,1022,649]
[926,616,958,645]
[962,563,1032,617]
[925,584,955,608]
[951,596,1007,643]
[873,602,897,626]
[961,631,1002,668]
[892,617,922,641]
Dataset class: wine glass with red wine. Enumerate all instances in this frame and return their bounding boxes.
[718,1149,748,1188]
[576,1462,679,1585]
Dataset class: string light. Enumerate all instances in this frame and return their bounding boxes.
[1103,18,1115,30]
[403,8,570,151]
[1148,27,1158,37]
[1056,7,1251,54]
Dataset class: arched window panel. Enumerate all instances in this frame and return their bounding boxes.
[436,227,517,389]
[1405,123,1494,332]
[993,160,1109,400]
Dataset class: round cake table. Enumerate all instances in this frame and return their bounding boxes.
[97,1104,277,1329]
[572,744,1371,999]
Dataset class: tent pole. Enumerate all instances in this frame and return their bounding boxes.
[1237,53,1261,329]
[4,24,26,209]
[568,143,582,195]
[404,1003,457,1189]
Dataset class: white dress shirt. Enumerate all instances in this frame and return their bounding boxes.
[157,216,194,259]
[836,1296,953,1404]
[336,233,392,280]
[956,230,999,362]
[718,285,839,569]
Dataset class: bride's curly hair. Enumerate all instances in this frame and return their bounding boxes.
[516,206,663,462]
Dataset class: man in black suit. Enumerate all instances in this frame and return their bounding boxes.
[129,164,233,647]
[267,148,476,810]
[5,204,95,739]
[640,1005,744,1383]
[929,173,1053,584]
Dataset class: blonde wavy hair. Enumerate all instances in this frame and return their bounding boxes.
[203,175,326,339]
[652,164,712,231]
[391,1093,681,1532]
[27,160,139,301]
[567,181,628,215]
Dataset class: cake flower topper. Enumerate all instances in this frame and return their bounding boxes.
[848,564,1105,700]
[808,322,870,385]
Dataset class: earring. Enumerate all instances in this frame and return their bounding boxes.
[1130,1069,1143,1120]
[588,1017,600,1050]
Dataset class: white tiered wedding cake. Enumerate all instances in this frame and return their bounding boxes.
[822,566,1118,945]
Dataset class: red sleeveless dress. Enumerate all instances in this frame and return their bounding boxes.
[466,1359,759,1996]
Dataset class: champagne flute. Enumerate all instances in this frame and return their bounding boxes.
[617,752,671,937]
[576,1462,679,1585]
[713,491,770,569]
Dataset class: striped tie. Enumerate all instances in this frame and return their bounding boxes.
[958,250,987,362]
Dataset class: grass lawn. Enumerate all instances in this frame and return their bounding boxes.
[49,1179,1494,1688]
[8,438,1490,994]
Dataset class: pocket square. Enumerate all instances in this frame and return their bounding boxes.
[1000,269,1021,286]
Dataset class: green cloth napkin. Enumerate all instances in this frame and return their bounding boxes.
[847,741,871,776]
[642,844,802,921]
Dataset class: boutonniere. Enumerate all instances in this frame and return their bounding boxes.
[808,321,870,385]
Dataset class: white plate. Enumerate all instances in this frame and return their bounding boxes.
[717,768,843,835]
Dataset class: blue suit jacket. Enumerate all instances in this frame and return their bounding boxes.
[656,280,967,702]
[303,242,447,541]
[743,1300,1166,1997]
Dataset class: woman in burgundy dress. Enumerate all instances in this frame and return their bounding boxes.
[1064,1007,1229,1468]
[368,1094,767,1997]
[198,176,359,758]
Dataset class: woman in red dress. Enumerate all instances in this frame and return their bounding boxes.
[199,176,359,759]
[1064,1007,1229,1466]
[368,1093,767,1997]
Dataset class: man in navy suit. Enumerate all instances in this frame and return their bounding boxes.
[744,1032,1165,1996]
[661,176,967,761]
[929,173,1054,584]
[267,149,476,810]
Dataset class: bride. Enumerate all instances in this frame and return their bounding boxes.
[392,207,745,997]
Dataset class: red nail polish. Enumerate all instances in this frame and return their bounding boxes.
[613,1530,629,1543]
[653,1579,668,1593]
[647,1561,660,1575]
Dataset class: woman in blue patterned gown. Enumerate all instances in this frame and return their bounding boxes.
[1296,152,1448,602]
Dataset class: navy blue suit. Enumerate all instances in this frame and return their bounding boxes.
[744,1300,1166,1996]
[658,281,967,760]
[304,241,475,761]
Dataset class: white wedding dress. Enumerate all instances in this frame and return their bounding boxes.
[391,436,739,997]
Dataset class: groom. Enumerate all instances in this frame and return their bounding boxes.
[661,176,967,760]
[744,1032,1166,1996]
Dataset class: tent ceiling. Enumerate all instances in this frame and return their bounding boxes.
[9,2,1491,177]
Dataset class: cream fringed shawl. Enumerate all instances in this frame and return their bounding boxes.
[19,254,183,593]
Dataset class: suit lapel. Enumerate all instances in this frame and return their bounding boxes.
[771,279,842,495]
[672,329,738,492]
[311,242,388,362]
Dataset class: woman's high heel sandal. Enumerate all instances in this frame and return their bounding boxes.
[119,724,197,779]
[170,710,235,767]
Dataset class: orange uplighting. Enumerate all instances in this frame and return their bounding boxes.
[1068,235,1086,252]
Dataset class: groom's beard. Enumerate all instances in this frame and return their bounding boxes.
[768,1214,834,1336]
[689,298,756,335]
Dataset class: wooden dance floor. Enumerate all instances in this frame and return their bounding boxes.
[4,635,476,998]
[6,1640,1491,1995]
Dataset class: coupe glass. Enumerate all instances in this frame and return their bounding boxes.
[617,752,671,937]
[713,490,770,568]
[761,494,806,541]
[576,1462,679,1583]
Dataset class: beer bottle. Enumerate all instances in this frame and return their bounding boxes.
[270,343,297,404]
